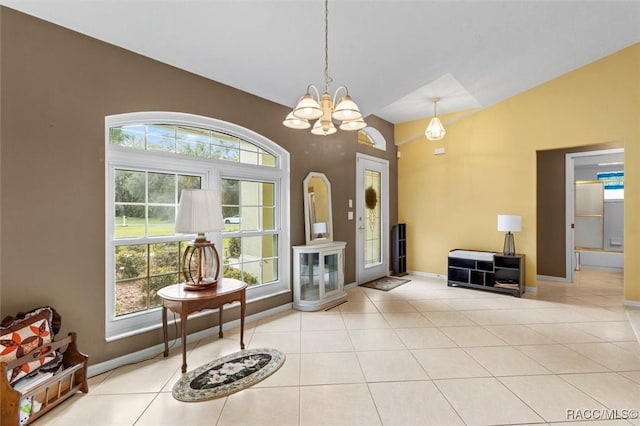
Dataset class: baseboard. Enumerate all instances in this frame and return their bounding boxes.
[626,310,640,343]
[344,281,358,290]
[524,286,538,294]
[407,270,447,280]
[87,303,293,378]
[579,266,624,272]
[623,299,640,308]
[536,274,569,282]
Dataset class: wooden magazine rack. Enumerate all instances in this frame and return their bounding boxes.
[1,332,88,426]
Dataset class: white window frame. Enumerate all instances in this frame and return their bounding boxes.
[105,112,290,341]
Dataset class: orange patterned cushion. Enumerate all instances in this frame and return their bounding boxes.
[0,307,56,384]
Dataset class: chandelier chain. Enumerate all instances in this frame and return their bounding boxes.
[324,0,332,93]
[282,0,366,134]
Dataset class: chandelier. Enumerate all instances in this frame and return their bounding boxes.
[282,0,366,135]
[425,97,446,141]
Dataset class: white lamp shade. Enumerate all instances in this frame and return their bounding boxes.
[312,222,327,234]
[283,112,311,130]
[425,117,446,141]
[332,95,363,121]
[175,189,225,233]
[339,117,367,131]
[497,215,522,232]
[292,94,323,120]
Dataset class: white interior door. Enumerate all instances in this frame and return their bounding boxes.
[356,154,389,284]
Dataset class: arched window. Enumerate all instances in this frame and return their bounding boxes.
[105,112,290,340]
[358,127,387,151]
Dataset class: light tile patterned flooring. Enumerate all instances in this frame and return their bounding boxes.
[37,270,640,425]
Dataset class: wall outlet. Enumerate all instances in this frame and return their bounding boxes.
[348,211,353,220]
[348,199,353,208]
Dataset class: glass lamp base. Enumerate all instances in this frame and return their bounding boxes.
[181,239,221,289]
[503,232,516,256]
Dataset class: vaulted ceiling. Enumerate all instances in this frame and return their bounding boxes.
[2,1,640,124]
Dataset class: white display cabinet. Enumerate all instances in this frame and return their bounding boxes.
[292,241,347,311]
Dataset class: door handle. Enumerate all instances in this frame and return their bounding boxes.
[358,226,365,230]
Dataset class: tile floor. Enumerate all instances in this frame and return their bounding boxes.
[36,270,640,425]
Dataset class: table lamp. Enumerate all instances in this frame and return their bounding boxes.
[312,222,327,239]
[497,214,521,256]
[175,189,225,290]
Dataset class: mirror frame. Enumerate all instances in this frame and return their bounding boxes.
[303,172,333,245]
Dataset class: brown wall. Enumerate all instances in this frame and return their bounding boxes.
[536,141,623,277]
[0,8,397,364]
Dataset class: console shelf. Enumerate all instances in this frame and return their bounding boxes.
[447,250,525,297]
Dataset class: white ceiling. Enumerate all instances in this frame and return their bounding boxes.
[2,1,640,124]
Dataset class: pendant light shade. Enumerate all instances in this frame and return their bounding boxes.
[425,116,446,141]
[425,97,446,141]
[283,112,311,129]
[339,117,367,131]
[311,118,337,136]
[332,95,363,121]
[292,93,323,120]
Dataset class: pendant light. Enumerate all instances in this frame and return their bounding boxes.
[425,97,446,141]
[282,0,366,135]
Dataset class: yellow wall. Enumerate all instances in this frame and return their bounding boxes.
[397,43,640,303]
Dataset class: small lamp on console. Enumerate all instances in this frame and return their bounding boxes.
[175,189,225,290]
[312,222,327,239]
[497,214,521,256]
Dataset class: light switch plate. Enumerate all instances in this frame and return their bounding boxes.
[434,147,446,155]
[348,211,353,220]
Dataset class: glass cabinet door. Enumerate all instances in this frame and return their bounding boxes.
[292,241,346,311]
[324,252,339,294]
[300,252,320,301]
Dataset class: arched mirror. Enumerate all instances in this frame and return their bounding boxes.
[303,172,333,245]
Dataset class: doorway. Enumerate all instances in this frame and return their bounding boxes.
[355,154,389,284]
[565,148,624,281]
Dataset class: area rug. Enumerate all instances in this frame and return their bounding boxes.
[359,276,410,291]
[172,348,285,402]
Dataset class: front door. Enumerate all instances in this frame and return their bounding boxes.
[356,154,389,284]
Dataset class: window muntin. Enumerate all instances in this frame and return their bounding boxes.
[114,170,201,239]
[223,235,279,286]
[113,170,201,317]
[357,127,387,151]
[221,179,275,232]
[221,178,278,287]
[357,131,375,147]
[106,112,290,341]
[110,124,276,167]
[115,241,186,316]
